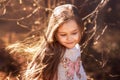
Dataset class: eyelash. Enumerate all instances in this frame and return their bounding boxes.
[60,34,66,36]
[72,32,77,35]
[60,32,78,36]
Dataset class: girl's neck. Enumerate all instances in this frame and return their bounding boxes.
[66,43,80,50]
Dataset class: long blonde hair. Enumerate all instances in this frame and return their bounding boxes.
[24,4,84,80]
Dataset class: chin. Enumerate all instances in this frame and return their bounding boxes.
[65,45,75,49]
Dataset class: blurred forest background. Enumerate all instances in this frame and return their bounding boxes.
[0,0,120,80]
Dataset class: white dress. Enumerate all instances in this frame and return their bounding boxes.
[58,44,87,80]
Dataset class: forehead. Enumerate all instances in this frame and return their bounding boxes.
[57,20,79,33]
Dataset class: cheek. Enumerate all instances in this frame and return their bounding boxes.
[76,33,81,42]
[57,36,66,43]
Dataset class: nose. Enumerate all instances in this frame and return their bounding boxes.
[66,35,73,41]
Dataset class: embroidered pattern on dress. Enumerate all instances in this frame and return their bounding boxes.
[61,56,81,80]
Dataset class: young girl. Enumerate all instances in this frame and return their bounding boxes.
[24,4,87,80]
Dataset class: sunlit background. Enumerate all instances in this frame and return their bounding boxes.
[0,0,120,80]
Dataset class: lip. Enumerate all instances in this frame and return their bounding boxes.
[66,42,74,44]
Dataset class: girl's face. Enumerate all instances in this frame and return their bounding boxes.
[56,20,81,49]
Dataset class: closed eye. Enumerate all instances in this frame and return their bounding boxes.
[60,34,67,36]
[72,32,78,35]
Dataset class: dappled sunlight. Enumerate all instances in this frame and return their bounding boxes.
[0,0,119,80]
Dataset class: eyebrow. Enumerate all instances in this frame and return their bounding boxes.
[58,28,79,33]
